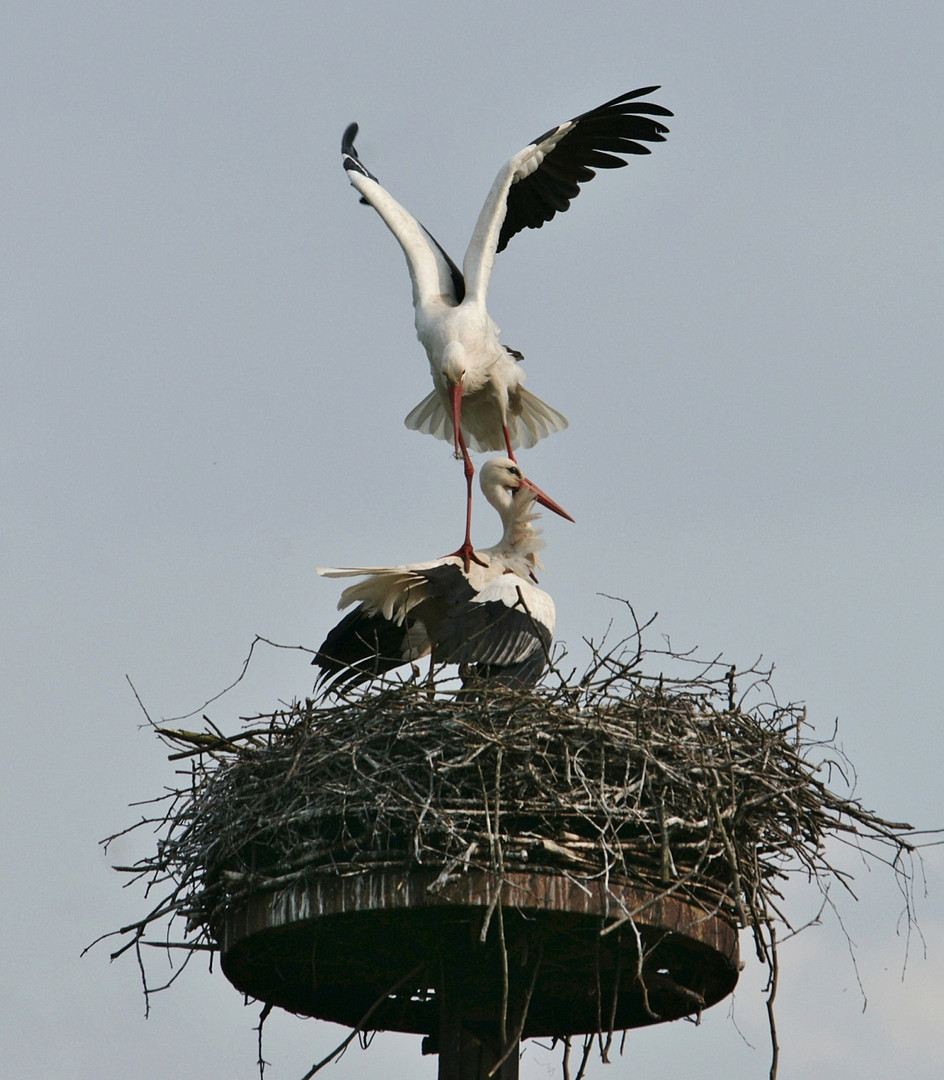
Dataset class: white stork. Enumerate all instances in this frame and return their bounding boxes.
[341,87,671,567]
[313,457,573,691]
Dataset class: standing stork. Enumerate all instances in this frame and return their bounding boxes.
[313,458,573,692]
[341,87,671,568]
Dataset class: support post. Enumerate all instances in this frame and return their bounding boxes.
[437,961,519,1080]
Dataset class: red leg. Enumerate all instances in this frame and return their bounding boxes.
[444,384,486,572]
[444,426,486,573]
[503,425,517,462]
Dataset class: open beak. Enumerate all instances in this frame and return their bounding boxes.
[519,476,575,523]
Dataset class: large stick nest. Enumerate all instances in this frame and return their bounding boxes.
[97,618,928,1076]
[166,682,882,939]
[104,621,919,971]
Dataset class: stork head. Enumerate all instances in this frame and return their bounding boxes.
[479,458,574,523]
[441,341,466,388]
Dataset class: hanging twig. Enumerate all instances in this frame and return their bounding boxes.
[488,939,545,1078]
[297,963,424,1079]
[765,922,780,1080]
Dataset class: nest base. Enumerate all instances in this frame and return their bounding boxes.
[219,868,739,1038]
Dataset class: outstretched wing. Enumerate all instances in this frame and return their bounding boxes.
[499,87,672,251]
[342,123,465,304]
[463,87,671,300]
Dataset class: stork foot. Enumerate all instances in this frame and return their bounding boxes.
[445,541,488,573]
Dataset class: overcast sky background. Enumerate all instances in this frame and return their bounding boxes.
[3,3,943,1078]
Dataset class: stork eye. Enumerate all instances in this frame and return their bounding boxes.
[509,466,522,478]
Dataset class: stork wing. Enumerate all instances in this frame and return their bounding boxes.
[313,606,430,690]
[342,124,465,304]
[314,561,456,689]
[462,87,671,301]
[317,562,452,622]
[424,566,554,687]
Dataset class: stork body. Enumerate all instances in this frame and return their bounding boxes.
[341,87,671,565]
[313,458,571,691]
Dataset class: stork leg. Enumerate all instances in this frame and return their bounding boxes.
[446,384,486,572]
[447,429,487,572]
[425,648,436,700]
[502,425,517,462]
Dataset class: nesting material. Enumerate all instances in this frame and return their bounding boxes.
[103,634,920,1001]
[96,628,930,1080]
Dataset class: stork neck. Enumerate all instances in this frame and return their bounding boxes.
[490,490,544,571]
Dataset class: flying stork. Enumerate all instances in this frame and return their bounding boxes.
[313,458,573,692]
[341,86,671,568]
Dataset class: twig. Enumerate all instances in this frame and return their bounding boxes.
[765,923,780,1080]
[488,939,545,1077]
[163,635,316,722]
[297,963,424,1079]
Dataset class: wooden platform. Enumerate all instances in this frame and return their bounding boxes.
[219,868,739,1040]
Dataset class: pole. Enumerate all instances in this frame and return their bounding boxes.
[436,957,519,1080]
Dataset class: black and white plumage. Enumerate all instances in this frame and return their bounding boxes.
[341,87,671,567]
[313,458,572,691]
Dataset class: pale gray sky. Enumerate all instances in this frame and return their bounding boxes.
[3,3,942,1078]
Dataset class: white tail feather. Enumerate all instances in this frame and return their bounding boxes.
[317,565,436,620]
[508,387,568,450]
[403,387,567,452]
[403,389,452,442]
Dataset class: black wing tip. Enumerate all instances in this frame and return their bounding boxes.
[611,85,664,101]
[341,123,380,193]
[587,87,673,120]
[498,86,671,253]
[342,122,359,155]
[311,650,380,692]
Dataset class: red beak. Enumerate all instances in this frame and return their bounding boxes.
[519,476,575,523]
[450,382,464,458]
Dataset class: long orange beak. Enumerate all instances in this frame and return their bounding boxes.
[519,476,575,523]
